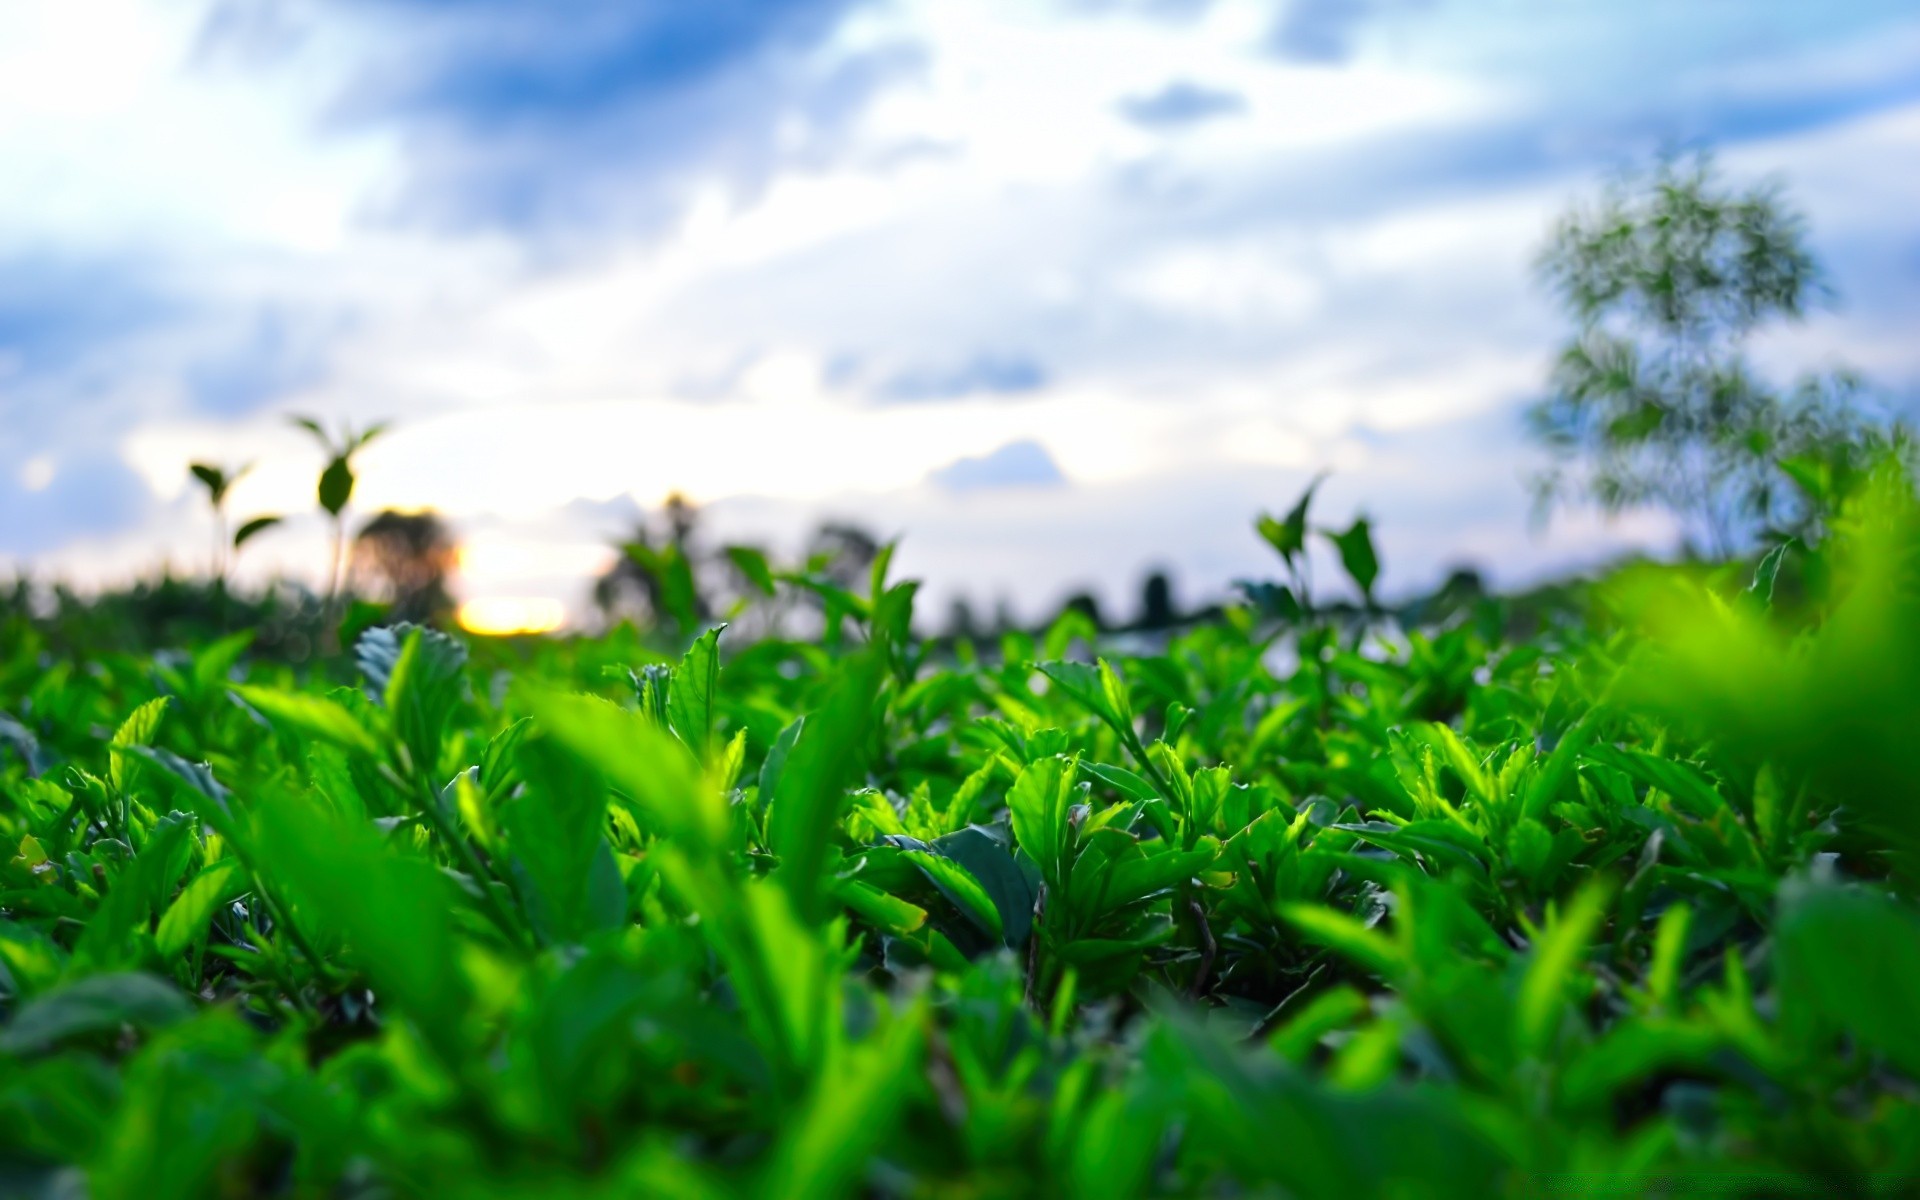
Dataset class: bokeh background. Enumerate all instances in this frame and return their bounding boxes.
[4,0,1918,629]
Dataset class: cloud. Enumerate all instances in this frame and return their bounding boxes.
[192,0,309,70]
[185,307,346,417]
[876,354,1050,403]
[0,450,152,557]
[928,439,1067,492]
[1119,81,1246,129]
[0,250,352,434]
[1268,0,1404,64]
[0,254,176,398]
[8,0,1920,605]
[205,0,919,242]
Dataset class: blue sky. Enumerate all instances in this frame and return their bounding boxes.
[3,0,1918,622]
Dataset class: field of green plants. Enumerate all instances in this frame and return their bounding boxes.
[3,454,1919,1199]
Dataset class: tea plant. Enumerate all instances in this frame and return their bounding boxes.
[2,470,1918,1199]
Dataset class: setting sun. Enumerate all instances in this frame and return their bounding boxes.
[455,596,566,636]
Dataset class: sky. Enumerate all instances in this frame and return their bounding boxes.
[3,0,1918,628]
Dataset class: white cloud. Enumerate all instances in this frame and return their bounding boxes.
[4,0,1919,620]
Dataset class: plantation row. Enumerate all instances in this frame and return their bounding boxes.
[2,469,1919,1199]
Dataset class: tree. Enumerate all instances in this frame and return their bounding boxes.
[593,493,713,636]
[1137,571,1176,631]
[353,509,456,624]
[1528,151,1886,557]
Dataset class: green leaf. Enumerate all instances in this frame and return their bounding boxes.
[1777,882,1920,1076]
[1007,756,1080,893]
[1280,904,1400,979]
[926,827,1036,949]
[479,717,532,798]
[667,624,727,761]
[507,737,620,944]
[1324,516,1379,602]
[1749,539,1792,606]
[832,878,927,936]
[110,697,171,793]
[899,849,1003,944]
[1081,761,1161,805]
[767,651,886,923]
[360,625,469,774]
[231,686,379,758]
[530,693,723,852]
[231,515,281,549]
[1517,880,1611,1057]
[317,455,354,516]
[188,463,226,503]
[288,414,328,442]
[0,973,192,1055]
[1038,661,1109,722]
[73,815,195,972]
[248,786,474,1061]
[154,858,247,959]
[1257,475,1323,563]
[726,545,778,596]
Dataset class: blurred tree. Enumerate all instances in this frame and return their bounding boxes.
[354,509,456,624]
[806,521,881,590]
[1529,150,1889,557]
[663,490,699,548]
[946,596,979,641]
[1061,590,1104,629]
[593,493,713,636]
[1137,570,1177,631]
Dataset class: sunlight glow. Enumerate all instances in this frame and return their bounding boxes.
[456,596,567,637]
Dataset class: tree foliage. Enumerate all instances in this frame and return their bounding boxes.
[1529,151,1893,555]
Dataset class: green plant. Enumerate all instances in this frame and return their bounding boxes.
[4,460,1920,1197]
[186,462,280,584]
[289,416,388,635]
[1529,150,1890,556]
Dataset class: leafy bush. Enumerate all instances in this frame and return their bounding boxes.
[3,472,1919,1198]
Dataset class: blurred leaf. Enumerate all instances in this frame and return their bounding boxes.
[727,545,778,596]
[1324,517,1379,602]
[317,456,354,517]
[767,651,886,923]
[187,464,226,503]
[760,1000,924,1200]
[1777,882,1920,1076]
[508,737,621,944]
[1518,880,1612,1057]
[1257,475,1323,564]
[0,973,191,1056]
[248,786,474,1061]
[231,686,379,758]
[230,515,280,549]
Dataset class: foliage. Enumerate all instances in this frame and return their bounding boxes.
[353,510,457,625]
[4,465,1920,1198]
[186,462,281,583]
[1529,150,1896,555]
[290,416,389,636]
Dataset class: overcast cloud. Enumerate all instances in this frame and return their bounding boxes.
[3,0,1917,622]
